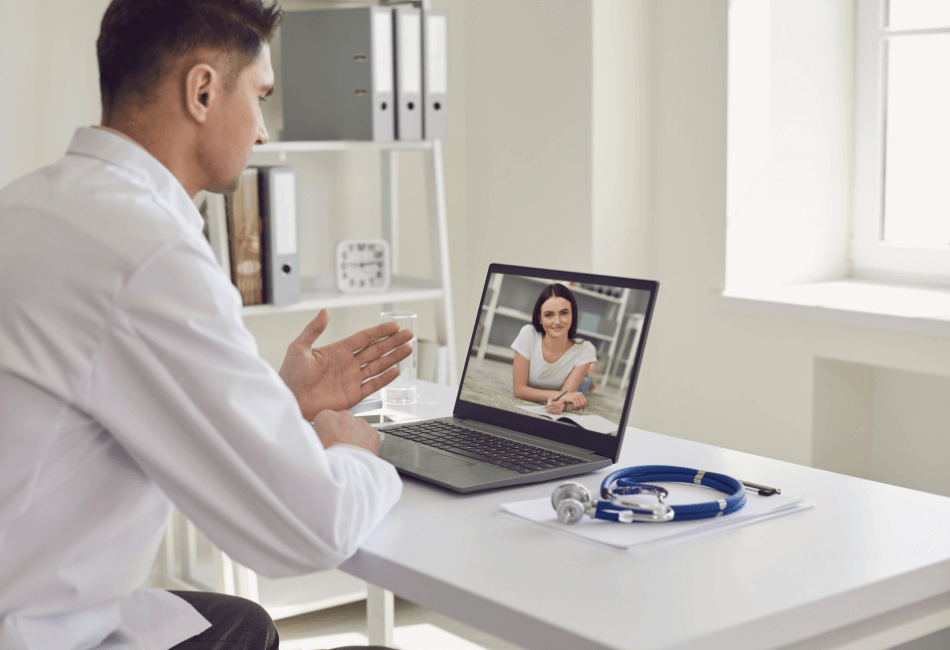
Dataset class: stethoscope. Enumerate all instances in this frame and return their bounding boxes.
[551,465,778,524]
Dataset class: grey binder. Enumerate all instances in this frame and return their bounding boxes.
[281,7,395,141]
[394,6,423,141]
[422,10,448,140]
[257,166,300,306]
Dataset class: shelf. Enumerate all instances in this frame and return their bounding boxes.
[258,570,367,621]
[576,328,613,342]
[483,305,532,322]
[252,140,433,154]
[482,305,613,342]
[241,275,444,316]
[183,561,367,621]
[480,343,515,360]
[520,276,626,304]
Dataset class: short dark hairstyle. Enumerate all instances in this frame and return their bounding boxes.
[532,283,579,340]
[97,0,283,115]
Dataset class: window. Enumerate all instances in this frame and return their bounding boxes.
[853,0,950,284]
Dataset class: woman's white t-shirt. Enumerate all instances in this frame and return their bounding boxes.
[510,324,597,390]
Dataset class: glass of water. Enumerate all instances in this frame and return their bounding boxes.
[379,310,417,404]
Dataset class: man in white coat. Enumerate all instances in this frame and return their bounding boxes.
[0,1,409,648]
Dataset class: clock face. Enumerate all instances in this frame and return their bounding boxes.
[336,239,390,292]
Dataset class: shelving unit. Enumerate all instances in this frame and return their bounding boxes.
[156,513,370,620]
[240,132,457,352]
[242,137,457,381]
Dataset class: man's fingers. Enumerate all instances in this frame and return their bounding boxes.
[359,366,400,398]
[295,309,330,348]
[355,328,413,364]
[345,321,401,353]
[360,343,412,379]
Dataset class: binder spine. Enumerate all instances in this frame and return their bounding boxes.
[371,7,395,141]
[423,10,448,140]
[257,166,301,306]
[394,6,423,141]
[226,168,263,306]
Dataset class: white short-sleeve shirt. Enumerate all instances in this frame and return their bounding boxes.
[510,324,597,390]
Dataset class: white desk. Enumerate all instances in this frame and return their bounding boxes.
[343,382,950,650]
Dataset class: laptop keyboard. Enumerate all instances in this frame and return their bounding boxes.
[387,421,587,474]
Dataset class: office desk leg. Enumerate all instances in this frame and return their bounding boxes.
[367,584,394,646]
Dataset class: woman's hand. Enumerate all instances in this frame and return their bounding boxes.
[545,400,565,415]
[563,391,589,410]
[545,392,588,414]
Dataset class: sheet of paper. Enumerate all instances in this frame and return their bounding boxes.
[501,491,815,552]
[515,405,618,434]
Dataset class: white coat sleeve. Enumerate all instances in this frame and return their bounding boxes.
[85,234,402,578]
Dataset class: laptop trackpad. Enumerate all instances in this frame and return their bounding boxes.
[389,450,476,472]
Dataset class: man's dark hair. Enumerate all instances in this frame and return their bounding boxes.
[531,283,579,340]
[97,0,283,116]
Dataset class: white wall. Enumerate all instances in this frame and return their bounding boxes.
[641,0,950,489]
[726,0,854,290]
[0,0,111,186]
[462,0,593,295]
[814,360,950,497]
[592,0,656,281]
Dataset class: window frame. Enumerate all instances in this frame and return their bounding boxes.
[852,0,950,286]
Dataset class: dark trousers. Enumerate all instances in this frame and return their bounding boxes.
[168,590,394,650]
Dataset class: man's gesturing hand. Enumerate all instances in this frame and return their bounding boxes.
[279,309,413,421]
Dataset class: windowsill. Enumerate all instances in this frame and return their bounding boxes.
[721,279,950,339]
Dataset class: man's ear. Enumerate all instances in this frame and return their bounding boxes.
[184,63,217,124]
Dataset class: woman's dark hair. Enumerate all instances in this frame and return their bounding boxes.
[97,0,283,115]
[531,283,579,340]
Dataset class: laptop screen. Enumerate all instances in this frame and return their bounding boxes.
[454,264,659,461]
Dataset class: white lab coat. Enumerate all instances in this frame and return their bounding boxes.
[0,127,402,650]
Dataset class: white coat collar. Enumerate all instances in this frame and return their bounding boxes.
[66,126,204,233]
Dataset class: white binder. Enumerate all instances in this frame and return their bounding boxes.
[281,7,395,141]
[422,10,448,140]
[257,166,300,306]
[394,6,423,141]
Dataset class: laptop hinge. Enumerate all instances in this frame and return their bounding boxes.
[453,417,603,459]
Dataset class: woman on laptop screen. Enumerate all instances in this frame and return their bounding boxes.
[510,283,597,415]
[459,272,646,436]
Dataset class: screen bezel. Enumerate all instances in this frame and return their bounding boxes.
[454,263,659,463]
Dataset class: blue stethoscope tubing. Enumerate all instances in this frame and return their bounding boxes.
[601,465,747,522]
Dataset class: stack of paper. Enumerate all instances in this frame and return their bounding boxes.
[516,405,618,434]
[501,487,814,552]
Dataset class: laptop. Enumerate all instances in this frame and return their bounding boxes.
[377,263,659,493]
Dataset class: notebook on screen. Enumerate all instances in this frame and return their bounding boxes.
[377,264,659,493]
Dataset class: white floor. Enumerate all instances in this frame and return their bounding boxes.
[275,596,525,650]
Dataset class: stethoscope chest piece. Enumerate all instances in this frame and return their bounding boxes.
[550,482,592,525]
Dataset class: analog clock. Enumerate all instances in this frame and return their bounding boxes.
[335,238,391,293]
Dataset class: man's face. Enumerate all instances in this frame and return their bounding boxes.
[201,44,274,194]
